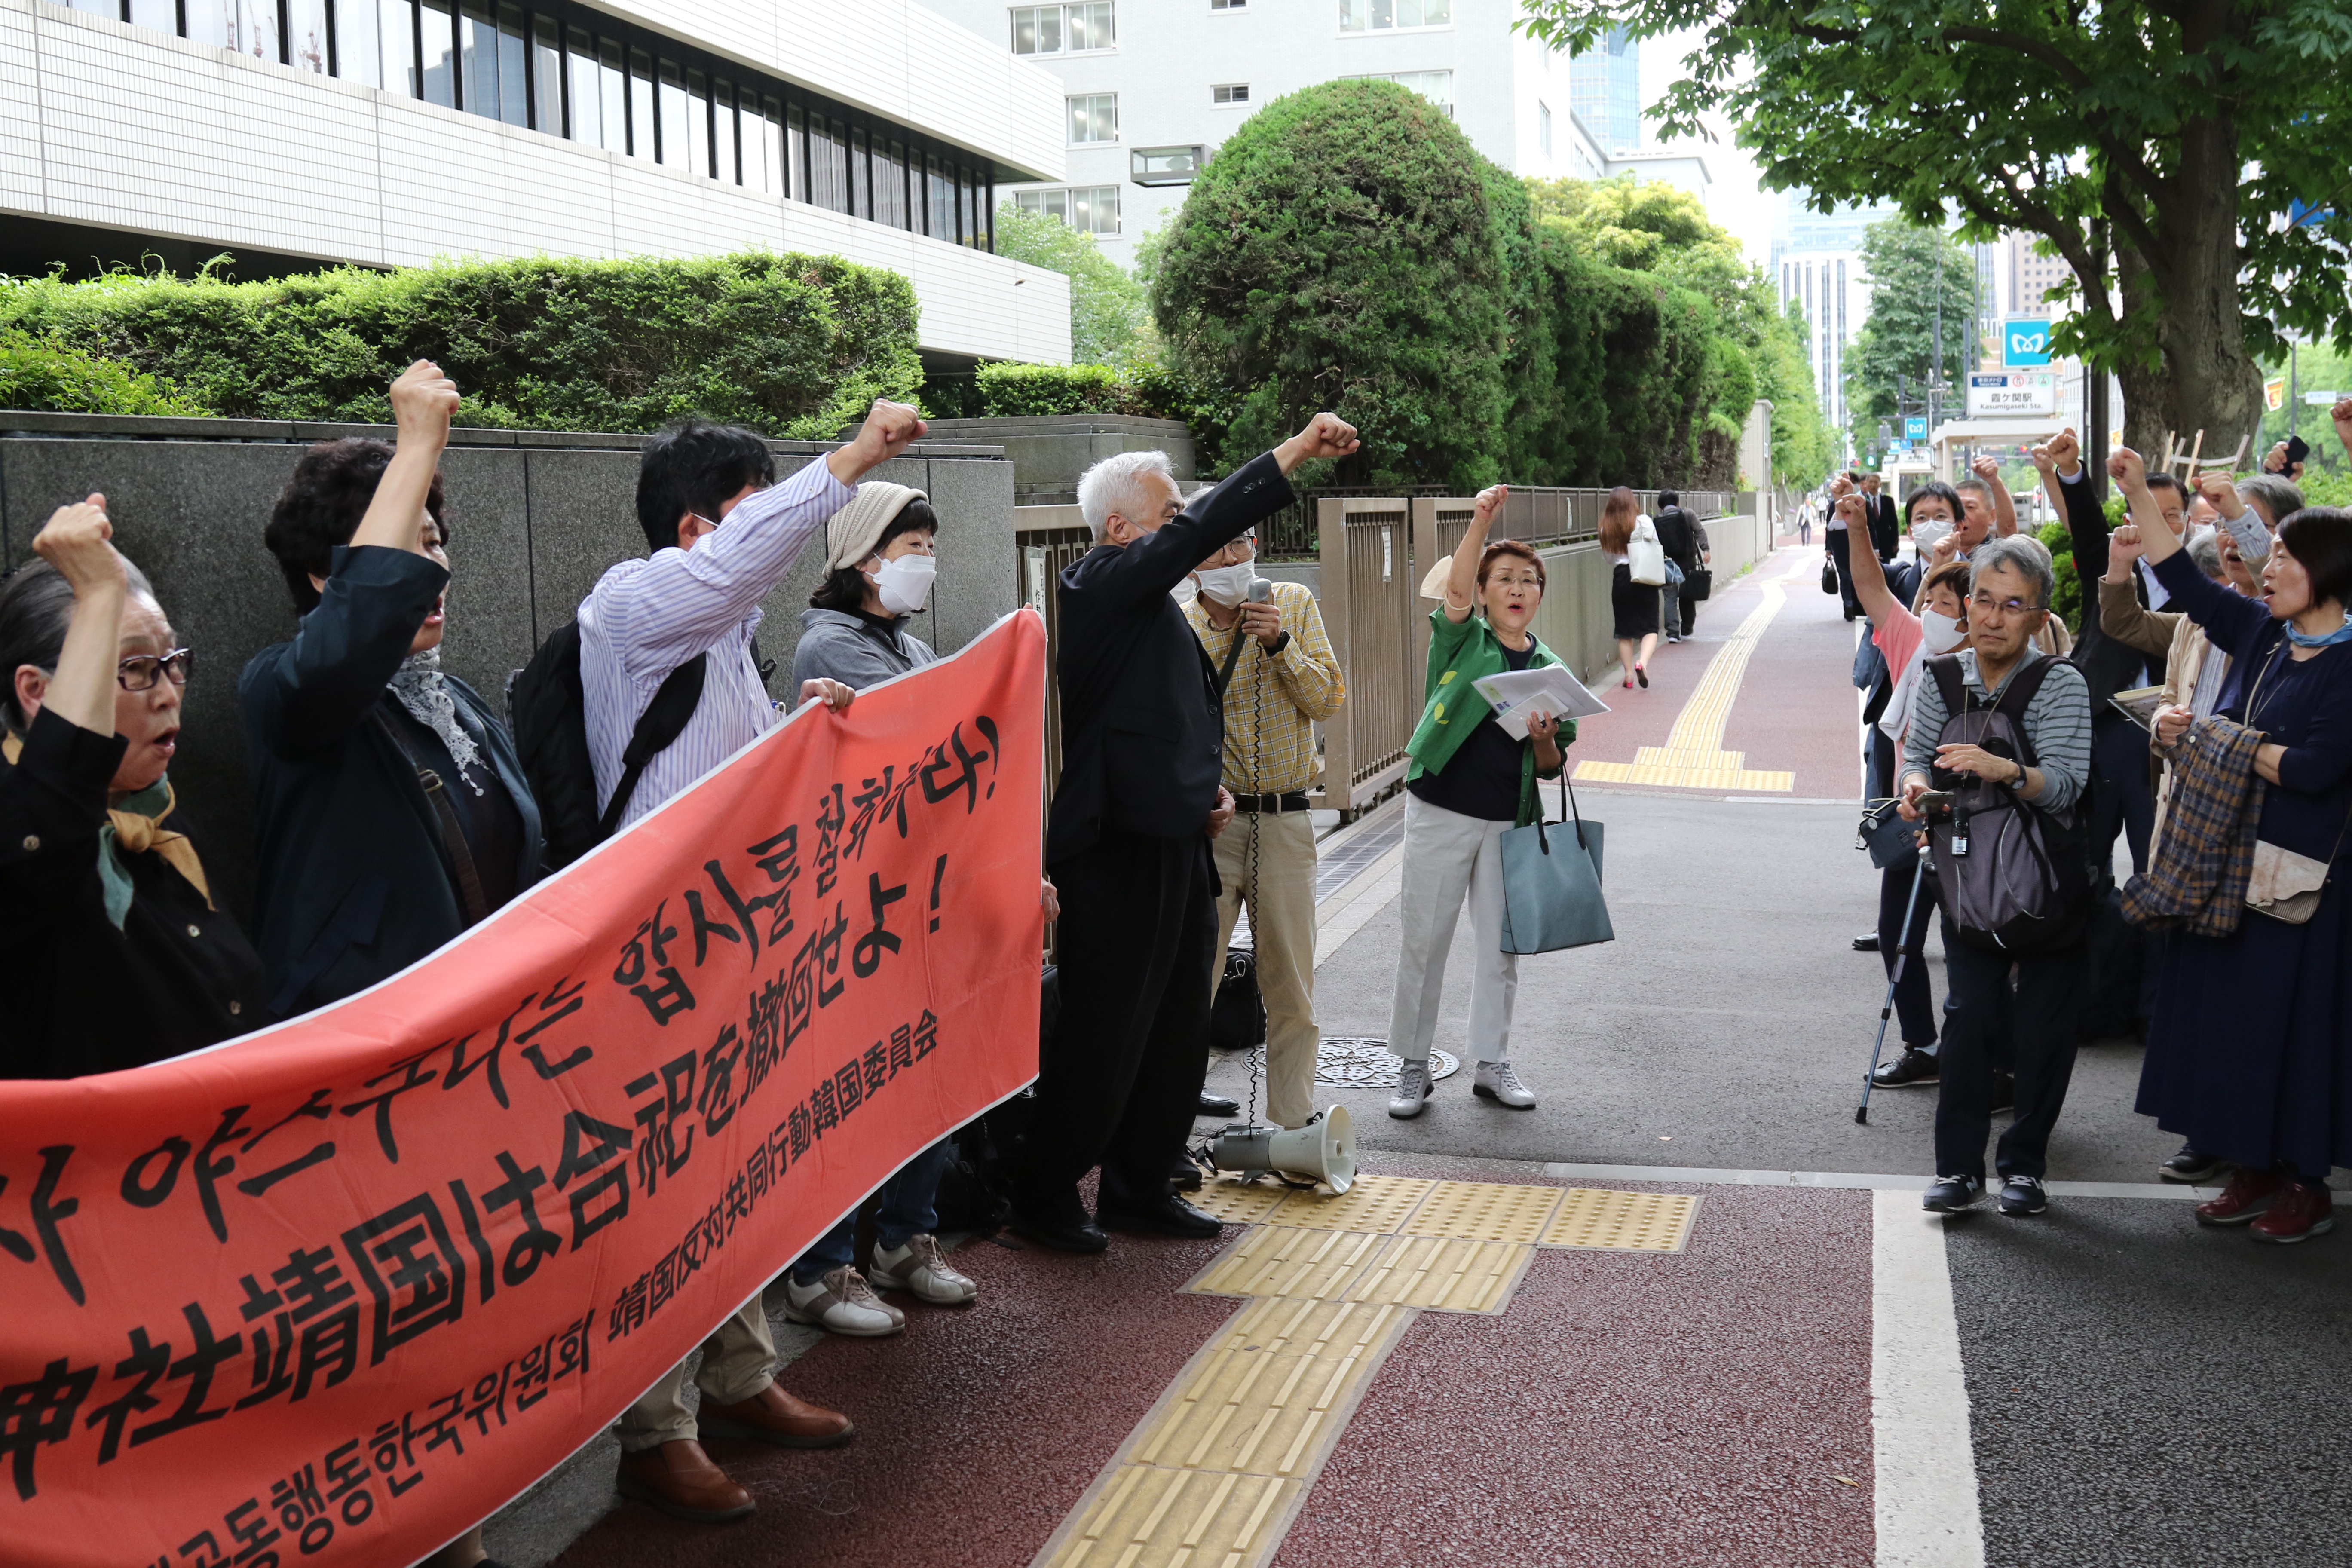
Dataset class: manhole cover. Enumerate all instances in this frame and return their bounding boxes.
[1314,1036,1459,1089]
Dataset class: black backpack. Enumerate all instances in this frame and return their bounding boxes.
[1923,655,2091,953]
[508,622,709,870]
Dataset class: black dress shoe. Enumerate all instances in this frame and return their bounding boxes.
[1170,1155,1204,1191]
[1853,932,1880,952]
[1096,1194,1225,1239]
[1008,1206,1109,1253]
[1198,1091,1241,1117]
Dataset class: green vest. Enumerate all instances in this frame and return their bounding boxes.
[1404,609,1575,828]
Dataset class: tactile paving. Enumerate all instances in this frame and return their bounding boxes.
[1261,1173,1434,1233]
[1537,1188,1700,1252]
[1040,1464,1299,1568]
[1135,1301,1406,1478]
[1400,1180,1567,1243]
[1342,1234,1534,1314]
[1186,1177,1295,1225]
[1184,1226,1386,1302]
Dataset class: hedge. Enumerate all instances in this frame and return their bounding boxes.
[0,252,923,439]
[0,334,208,417]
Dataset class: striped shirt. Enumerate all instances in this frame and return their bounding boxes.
[580,458,854,826]
[1184,582,1346,794]
[1901,646,2092,814]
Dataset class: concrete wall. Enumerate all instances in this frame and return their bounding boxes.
[0,413,1016,922]
[928,415,1194,505]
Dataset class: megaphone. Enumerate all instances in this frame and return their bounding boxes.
[1206,1106,1356,1194]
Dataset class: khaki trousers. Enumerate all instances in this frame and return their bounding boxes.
[614,1298,777,1452]
[1210,808,1320,1129]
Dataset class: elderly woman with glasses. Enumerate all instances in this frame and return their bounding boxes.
[1,495,264,1078]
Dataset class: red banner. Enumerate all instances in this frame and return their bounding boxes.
[0,612,1045,1568]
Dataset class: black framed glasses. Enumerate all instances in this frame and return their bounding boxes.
[117,649,194,692]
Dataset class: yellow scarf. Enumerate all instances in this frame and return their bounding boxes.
[3,732,213,925]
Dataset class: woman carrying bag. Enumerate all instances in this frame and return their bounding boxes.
[1604,488,1664,689]
[1387,485,1573,1118]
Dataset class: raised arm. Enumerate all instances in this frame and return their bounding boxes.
[2034,427,2108,576]
[1444,485,1506,624]
[2113,449,2270,650]
[2333,397,2352,469]
[23,498,129,738]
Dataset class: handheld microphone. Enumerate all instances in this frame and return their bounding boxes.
[1246,578,1273,604]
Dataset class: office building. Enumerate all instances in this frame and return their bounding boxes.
[1769,192,1898,434]
[2006,232,2073,321]
[3,0,1075,367]
[1565,22,1636,154]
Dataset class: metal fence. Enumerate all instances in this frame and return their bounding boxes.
[1317,499,1421,810]
[1259,485,1736,559]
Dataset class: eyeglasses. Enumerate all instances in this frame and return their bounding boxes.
[1969,593,2043,617]
[117,649,194,692]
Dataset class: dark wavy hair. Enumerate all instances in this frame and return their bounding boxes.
[809,501,942,612]
[636,419,776,554]
[0,554,159,733]
[264,438,448,615]
[2277,507,2352,608]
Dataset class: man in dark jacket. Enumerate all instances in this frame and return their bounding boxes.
[1862,472,1900,560]
[1009,412,1360,1252]
[1652,491,1705,641]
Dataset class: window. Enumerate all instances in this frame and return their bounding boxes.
[530,15,562,132]
[1212,83,1248,105]
[287,0,328,72]
[1067,93,1117,144]
[1016,186,1119,235]
[330,0,385,86]
[419,0,455,106]
[1538,101,1551,156]
[495,4,528,126]
[1210,0,1245,8]
[685,67,712,176]
[1011,2,1113,55]
[1346,70,1452,114]
[457,2,498,117]
[127,0,178,33]
[628,47,654,157]
[851,126,872,217]
[1339,0,1449,30]
[1132,144,1204,185]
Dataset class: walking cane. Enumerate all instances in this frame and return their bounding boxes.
[1857,844,1931,1126]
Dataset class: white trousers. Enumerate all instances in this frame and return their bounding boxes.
[1385,793,1517,1066]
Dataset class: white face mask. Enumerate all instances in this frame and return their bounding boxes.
[870,554,935,615]
[1911,516,1954,554]
[1920,608,1965,655]
[1194,563,1259,606]
[1170,576,1199,607]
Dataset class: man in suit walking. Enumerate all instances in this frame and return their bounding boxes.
[1008,412,1360,1252]
[1862,472,1900,560]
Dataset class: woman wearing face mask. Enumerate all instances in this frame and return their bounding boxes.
[1836,480,1973,1091]
[2,496,266,1079]
[1387,485,1572,1118]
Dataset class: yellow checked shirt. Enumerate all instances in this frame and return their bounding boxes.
[1185,580,1346,795]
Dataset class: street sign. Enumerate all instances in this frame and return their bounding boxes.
[1904,416,1928,441]
[2003,319,2054,367]
[1966,371,2059,417]
[2306,390,2346,405]
[2266,377,2288,411]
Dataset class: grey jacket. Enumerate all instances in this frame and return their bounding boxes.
[790,607,938,691]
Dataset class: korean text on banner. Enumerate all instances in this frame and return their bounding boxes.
[0,611,1047,1568]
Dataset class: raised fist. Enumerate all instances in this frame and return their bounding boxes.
[2107,447,2147,491]
[1289,413,1361,462]
[1473,484,1509,524]
[31,494,127,597]
[1972,452,2000,481]
[388,360,460,439]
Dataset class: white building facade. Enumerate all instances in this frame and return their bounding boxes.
[1769,193,1899,438]
[2,0,1074,364]
[921,0,1699,270]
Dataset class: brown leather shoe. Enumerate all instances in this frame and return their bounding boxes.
[2195,1167,2283,1226]
[699,1383,856,1449]
[615,1439,754,1522]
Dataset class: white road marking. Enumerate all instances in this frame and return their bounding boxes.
[1871,1187,1987,1568]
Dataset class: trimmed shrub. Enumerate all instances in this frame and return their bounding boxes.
[976,362,1129,416]
[0,252,922,438]
[0,334,207,416]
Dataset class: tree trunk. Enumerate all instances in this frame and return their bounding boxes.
[2120,116,2264,467]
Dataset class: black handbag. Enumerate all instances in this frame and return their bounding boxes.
[1686,565,1713,602]
[1856,798,1920,871]
[1209,945,1266,1050]
[1821,558,1839,595]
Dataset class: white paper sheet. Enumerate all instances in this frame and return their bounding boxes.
[1471,665,1613,739]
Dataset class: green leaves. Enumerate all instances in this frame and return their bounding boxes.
[0,252,922,439]
[0,333,208,416]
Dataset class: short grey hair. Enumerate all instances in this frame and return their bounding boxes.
[2188,530,2225,581]
[2237,473,2305,530]
[1970,533,2056,609]
[1077,449,1176,543]
[1954,475,1995,508]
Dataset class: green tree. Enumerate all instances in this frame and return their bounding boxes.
[1516,0,2352,462]
[1842,219,1979,458]
[991,204,1155,368]
[1151,79,1513,488]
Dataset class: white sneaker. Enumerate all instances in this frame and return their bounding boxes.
[1473,1060,1536,1109]
[868,1234,978,1305]
[1389,1058,1433,1119]
[780,1265,906,1337]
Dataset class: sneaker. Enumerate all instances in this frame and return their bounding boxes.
[2158,1143,2223,1184]
[2195,1167,2283,1227]
[1389,1058,1432,1119]
[867,1234,977,1306]
[1472,1060,1536,1109]
[2250,1182,2335,1245]
[1852,932,1881,952]
[1997,1175,2048,1216]
[1635,665,1649,689]
[1872,1047,1939,1088]
[780,1266,905,1337]
[1922,1175,1984,1213]
[1989,1071,2015,1113]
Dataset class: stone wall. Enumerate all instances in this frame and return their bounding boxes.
[0,412,1017,921]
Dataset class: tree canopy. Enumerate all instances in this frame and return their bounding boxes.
[1516,0,2352,460]
[991,205,1155,368]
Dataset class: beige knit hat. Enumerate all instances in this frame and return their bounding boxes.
[825,481,928,570]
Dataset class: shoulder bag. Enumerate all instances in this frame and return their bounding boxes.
[2240,644,2352,924]
[1627,521,1668,588]
[1498,774,1612,954]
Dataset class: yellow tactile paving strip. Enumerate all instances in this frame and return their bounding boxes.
[1539,1188,1701,1252]
[1034,1178,1701,1568]
[1187,1178,1296,1226]
[1574,569,1798,793]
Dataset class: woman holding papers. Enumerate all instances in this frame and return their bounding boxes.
[1387,485,1574,1118]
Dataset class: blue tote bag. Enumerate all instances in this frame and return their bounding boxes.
[1497,775,1612,954]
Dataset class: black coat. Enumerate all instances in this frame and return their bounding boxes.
[240,545,543,1020]
[0,708,266,1078]
[1868,494,1900,560]
[1653,506,1700,572]
[2055,467,2150,710]
[1045,453,1296,863]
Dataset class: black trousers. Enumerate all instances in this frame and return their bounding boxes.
[1825,526,1862,616]
[1014,829,1216,1215]
[1934,926,2083,1182]
[2088,714,2155,878]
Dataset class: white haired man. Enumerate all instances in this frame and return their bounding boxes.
[1007,416,1360,1252]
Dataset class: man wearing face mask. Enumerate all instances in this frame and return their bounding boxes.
[1185,531,1345,1136]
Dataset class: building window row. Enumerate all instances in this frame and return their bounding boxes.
[1011,1,1114,55]
[1067,92,1119,145]
[74,0,997,250]
[1014,185,1120,236]
[1339,0,1450,31]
